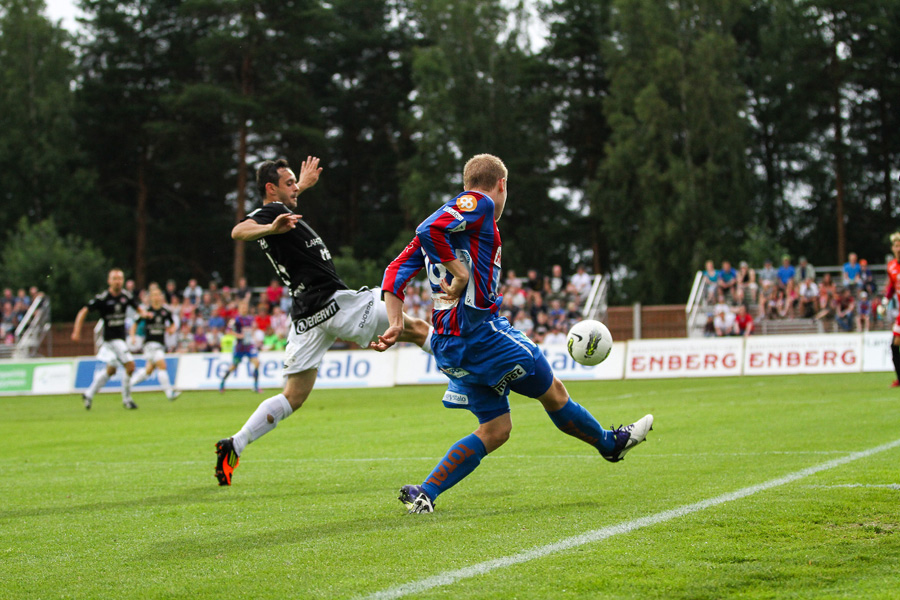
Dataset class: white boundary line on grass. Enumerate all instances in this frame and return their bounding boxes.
[360,436,900,600]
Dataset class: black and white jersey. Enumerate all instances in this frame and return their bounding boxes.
[86,290,140,341]
[139,306,174,344]
[245,202,347,320]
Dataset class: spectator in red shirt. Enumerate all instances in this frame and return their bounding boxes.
[254,302,272,332]
[731,304,754,337]
[265,279,283,310]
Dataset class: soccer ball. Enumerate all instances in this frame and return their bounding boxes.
[566,319,613,366]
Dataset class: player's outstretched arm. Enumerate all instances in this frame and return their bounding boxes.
[297,156,323,193]
[232,213,301,241]
[71,306,88,341]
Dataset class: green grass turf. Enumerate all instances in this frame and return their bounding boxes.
[2,373,900,599]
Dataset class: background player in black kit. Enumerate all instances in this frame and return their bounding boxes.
[214,157,433,485]
[72,268,147,409]
[129,284,180,401]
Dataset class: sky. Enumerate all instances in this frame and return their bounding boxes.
[43,0,82,31]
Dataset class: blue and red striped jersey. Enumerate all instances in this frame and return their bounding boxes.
[383,191,503,336]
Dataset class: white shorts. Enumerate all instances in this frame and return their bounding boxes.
[142,341,166,364]
[97,339,135,367]
[283,288,390,375]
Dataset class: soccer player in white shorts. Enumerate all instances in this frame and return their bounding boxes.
[72,268,147,410]
[129,285,180,401]
[214,157,432,485]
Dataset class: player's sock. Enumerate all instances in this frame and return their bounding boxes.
[422,326,435,355]
[231,393,293,456]
[253,367,260,392]
[546,398,615,453]
[891,344,900,382]
[121,374,133,402]
[85,369,110,399]
[157,369,173,394]
[421,433,487,501]
[130,369,149,386]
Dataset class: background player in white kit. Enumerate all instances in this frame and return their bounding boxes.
[72,268,147,410]
[129,284,181,401]
[214,157,433,485]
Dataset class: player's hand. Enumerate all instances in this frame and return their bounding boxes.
[270,213,302,235]
[439,273,468,302]
[369,325,403,352]
[71,330,80,341]
[297,155,323,192]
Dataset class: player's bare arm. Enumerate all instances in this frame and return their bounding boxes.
[232,213,301,241]
[439,258,469,301]
[371,292,405,352]
[71,306,88,341]
[297,155,323,193]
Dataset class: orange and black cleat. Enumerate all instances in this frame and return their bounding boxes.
[215,438,239,486]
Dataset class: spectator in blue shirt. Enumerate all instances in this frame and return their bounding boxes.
[777,255,795,289]
[842,252,862,293]
[717,260,738,301]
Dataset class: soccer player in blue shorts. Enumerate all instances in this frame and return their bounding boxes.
[219,301,261,393]
[375,153,653,513]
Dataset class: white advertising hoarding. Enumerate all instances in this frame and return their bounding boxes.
[175,350,398,390]
[743,334,861,375]
[862,331,894,373]
[625,337,744,379]
[394,342,626,387]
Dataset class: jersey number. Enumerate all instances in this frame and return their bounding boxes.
[320,248,332,262]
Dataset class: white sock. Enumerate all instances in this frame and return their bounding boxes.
[157,369,173,394]
[86,369,110,399]
[422,326,434,355]
[122,374,132,402]
[232,394,293,456]
[131,369,149,386]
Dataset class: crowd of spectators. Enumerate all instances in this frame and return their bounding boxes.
[701,252,889,337]
[1,286,43,345]
[401,264,594,345]
[123,277,292,354]
[124,266,595,353]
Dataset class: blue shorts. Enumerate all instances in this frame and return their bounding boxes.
[232,345,259,364]
[432,317,554,423]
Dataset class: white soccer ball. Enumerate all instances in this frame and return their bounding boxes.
[566,319,613,366]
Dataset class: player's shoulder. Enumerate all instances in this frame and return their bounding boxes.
[451,191,493,215]
[248,201,289,223]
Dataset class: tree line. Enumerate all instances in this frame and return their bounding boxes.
[1,0,899,318]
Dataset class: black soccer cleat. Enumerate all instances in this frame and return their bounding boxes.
[601,414,654,463]
[82,393,92,410]
[123,399,138,410]
[215,438,239,486]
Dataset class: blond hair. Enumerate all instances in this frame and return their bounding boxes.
[463,154,507,191]
[891,232,900,244]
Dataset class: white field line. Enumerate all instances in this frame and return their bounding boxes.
[360,436,900,600]
[807,483,900,490]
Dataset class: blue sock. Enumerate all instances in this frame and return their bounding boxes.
[547,398,615,452]
[421,433,487,501]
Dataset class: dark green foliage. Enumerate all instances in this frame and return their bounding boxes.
[3,0,900,312]
[0,218,110,318]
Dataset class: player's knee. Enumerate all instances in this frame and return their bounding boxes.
[537,378,568,412]
[106,365,117,376]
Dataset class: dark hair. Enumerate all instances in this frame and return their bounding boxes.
[256,159,290,199]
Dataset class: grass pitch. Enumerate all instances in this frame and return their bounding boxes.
[3,374,900,599]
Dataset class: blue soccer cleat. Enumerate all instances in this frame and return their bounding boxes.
[601,414,653,463]
[398,484,434,514]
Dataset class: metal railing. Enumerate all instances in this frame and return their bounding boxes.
[582,274,608,321]
[10,295,52,358]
